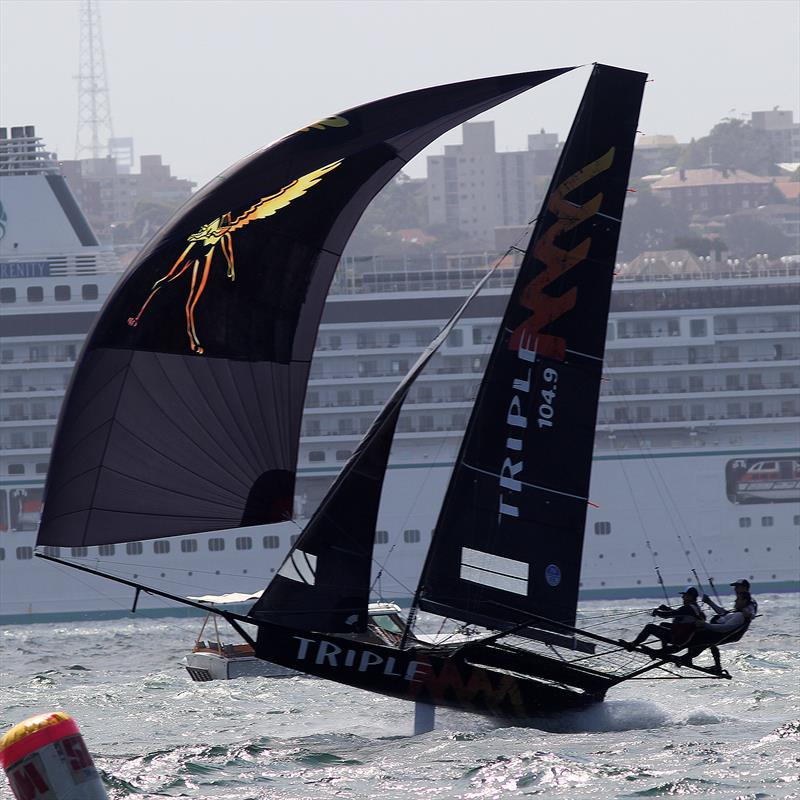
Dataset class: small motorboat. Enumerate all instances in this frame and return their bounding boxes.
[182,595,411,682]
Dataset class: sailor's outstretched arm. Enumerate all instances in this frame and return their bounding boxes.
[702,595,726,616]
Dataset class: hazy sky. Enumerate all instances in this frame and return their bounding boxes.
[1,0,798,187]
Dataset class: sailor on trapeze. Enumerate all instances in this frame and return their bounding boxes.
[620,586,705,653]
[621,579,757,674]
[683,579,758,673]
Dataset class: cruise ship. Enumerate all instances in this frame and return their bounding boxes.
[1,130,798,622]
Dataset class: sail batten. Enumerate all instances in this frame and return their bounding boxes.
[38,68,574,549]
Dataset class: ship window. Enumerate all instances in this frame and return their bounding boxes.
[335,449,352,461]
[263,535,280,549]
[375,530,389,544]
[309,451,325,462]
[403,529,421,543]
[153,540,170,554]
[27,286,44,302]
[41,546,60,557]
[81,284,99,300]
[235,536,252,551]
[8,464,24,475]
[761,516,774,527]
[208,538,225,552]
[16,547,33,560]
[337,390,352,405]
[35,463,48,474]
[54,285,71,301]
[739,517,751,528]
[98,544,115,556]
[594,522,612,535]
[359,389,374,406]
[0,288,16,303]
[71,547,88,557]
[305,420,320,436]
[329,335,342,350]
[181,539,197,553]
[446,329,463,348]
[126,542,143,555]
[690,319,708,337]
[388,332,401,347]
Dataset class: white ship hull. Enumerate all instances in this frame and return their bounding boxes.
[2,443,797,622]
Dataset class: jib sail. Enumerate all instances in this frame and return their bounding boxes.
[418,64,647,632]
[37,68,572,548]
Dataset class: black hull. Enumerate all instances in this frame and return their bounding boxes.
[254,621,609,720]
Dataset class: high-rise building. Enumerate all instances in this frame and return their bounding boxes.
[426,121,558,245]
[750,109,800,163]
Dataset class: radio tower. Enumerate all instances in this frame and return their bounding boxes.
[74,0,114,159]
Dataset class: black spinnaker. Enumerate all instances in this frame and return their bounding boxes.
[36,67,572,549]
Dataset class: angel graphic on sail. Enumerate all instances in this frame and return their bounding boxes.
[126,159,343,354]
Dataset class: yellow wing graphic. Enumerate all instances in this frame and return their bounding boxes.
[190,160,343,246]
[127,158,344,355]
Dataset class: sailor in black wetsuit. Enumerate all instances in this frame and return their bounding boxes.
[621,587,705,653]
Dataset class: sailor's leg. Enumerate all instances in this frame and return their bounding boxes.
[710,645,722,670]
[631,623,671,648]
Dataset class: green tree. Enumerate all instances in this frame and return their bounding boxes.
[678,118,778,175]
[618,188,692,260]
[722,215,795,258]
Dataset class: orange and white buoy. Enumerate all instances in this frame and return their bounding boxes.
[0,711,108,800]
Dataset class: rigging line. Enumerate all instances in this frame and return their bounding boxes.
[402,233,541,643]
[611,436,671,605]
[610,390,719,598]
[147,356,257,487]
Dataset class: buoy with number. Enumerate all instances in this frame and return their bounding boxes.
[0,711,108,800]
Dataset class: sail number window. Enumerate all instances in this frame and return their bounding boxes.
[208,538,225,551]
[126,542,143,555]
[181,540,198,553]
[71,547,88,558]
[235,536,253,550]
[153,541,170,554]
[98,544,115,556]
[403,529,421,543]
[16,547,33,560]
[375,530,389,545]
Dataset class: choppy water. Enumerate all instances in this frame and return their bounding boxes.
[1,594,798,799]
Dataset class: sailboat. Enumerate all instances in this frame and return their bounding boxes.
[36,64,730,723]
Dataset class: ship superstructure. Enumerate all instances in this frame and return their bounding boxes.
[1,132,798,621]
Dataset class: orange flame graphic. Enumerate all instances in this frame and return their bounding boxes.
[127,159,343,354]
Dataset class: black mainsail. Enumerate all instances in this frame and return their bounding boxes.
[36,67,571,548]
[418,64,647,633]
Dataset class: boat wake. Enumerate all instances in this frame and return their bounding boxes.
[524,699,728,733]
